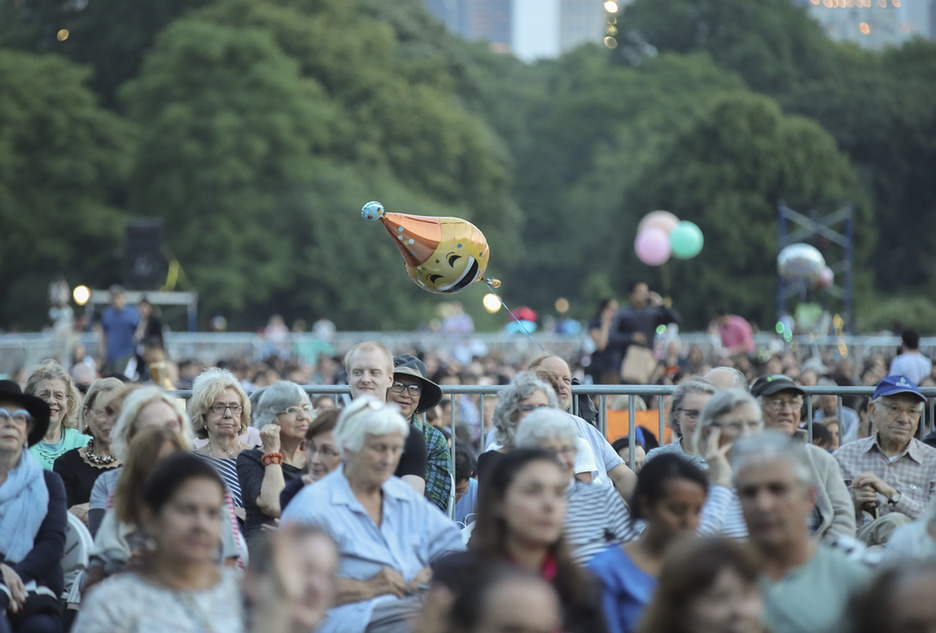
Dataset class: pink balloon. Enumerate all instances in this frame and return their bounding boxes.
[816,266,834,288]
[638,210,680,235]
[635,227,672,266]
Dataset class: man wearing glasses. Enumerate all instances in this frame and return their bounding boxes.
[345,341,428,496]
[833,375,936,546]
[752,375,855,540]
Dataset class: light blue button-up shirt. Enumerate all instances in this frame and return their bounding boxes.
[281,465,465,633]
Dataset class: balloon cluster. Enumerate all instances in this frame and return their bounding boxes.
[777,243,834,289]
[634,211,704,266]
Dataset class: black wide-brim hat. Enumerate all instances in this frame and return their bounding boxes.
[0,380,51,447]
[393,355,444,414]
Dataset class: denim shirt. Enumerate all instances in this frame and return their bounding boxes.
[281,465,465,633]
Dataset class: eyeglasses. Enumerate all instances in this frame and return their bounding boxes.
[519,404,549,414]
[87,406,117,419]
[0,409,31,425]
[281,404,312,417]
[763,396,804,412]
[879,402,923,421]
[390,382,422,397]
[36,390,67,403]
[209,404,243,415]
[675,408,701,421]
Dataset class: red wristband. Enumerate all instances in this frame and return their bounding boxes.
[261,452,283,466]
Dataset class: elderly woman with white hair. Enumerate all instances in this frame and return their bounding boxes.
[693,388,764,540]
[644,377,717,470]
[515,408,637,564]
[479,371,598,484]
[281,396,464,633]
[237,380,311,543]
[190,368,254,519]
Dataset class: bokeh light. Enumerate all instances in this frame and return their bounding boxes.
[72,285,90,305]
[482,294,502,313]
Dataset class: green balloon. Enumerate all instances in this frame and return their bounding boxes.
[670,221,703,259]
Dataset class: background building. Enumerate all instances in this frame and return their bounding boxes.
[423,0,632,61]
[797,0,934,48]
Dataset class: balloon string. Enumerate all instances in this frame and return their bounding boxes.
[484,282,549,356]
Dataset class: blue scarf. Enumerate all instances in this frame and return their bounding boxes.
[0,449,49,563]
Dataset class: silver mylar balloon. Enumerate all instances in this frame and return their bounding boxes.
[777,243,825,282]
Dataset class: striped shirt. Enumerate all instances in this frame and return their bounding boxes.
[698,485,749,540]
[194,452,243,508]
[566,479,639,564]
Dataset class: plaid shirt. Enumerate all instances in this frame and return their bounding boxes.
[413,415,453,513]
[833,435,936,520]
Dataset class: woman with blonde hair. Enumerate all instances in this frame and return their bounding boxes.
[25,359,89,469]
[52,377,124,523]
[190,368,253,517]
[83,426,189,592]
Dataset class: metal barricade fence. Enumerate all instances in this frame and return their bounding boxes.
[168,383,936,474]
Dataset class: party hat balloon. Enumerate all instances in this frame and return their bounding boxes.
[362,201,500,294]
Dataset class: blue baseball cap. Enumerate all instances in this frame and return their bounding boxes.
[873,375,926,402]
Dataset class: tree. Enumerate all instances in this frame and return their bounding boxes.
[620,0,839,94]
[616,92,873,328]
[0,0,215,106]
[783,40,936,293]
[120,0,522,329]
[502,51,748,314]
[120,18,337,323]
[0,50,133,329]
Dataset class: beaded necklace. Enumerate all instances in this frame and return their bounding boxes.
[85,438,118,466]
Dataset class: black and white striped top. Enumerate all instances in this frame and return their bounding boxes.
[193,452,243,508]
[566,479,640,565]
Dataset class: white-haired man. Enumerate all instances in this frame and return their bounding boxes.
[734,431,871,633]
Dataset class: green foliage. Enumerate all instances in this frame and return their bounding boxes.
[3,0,935,333]
[116,0,519,328]
[0,49,133,329]
[0,0,216,106]
[616,92,871,329]
[856,295,936,335]
[782,39,936,291]
[621,0,837,93]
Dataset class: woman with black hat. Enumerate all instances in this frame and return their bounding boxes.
[389,355,452,513]
[0,379,66,633]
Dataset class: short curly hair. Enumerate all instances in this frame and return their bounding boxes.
[491,372,558,449]
[189,368,251,439]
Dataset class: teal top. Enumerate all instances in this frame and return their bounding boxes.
[29,426,91,470]
[761,545,872,633]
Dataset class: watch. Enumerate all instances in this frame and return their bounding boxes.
[888,491,902,506]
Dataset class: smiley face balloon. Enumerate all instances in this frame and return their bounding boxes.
[362,201,500,294]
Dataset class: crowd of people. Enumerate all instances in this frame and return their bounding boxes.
[3,280,936,632]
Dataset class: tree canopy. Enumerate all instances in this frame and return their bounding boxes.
[1,0,934,332]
